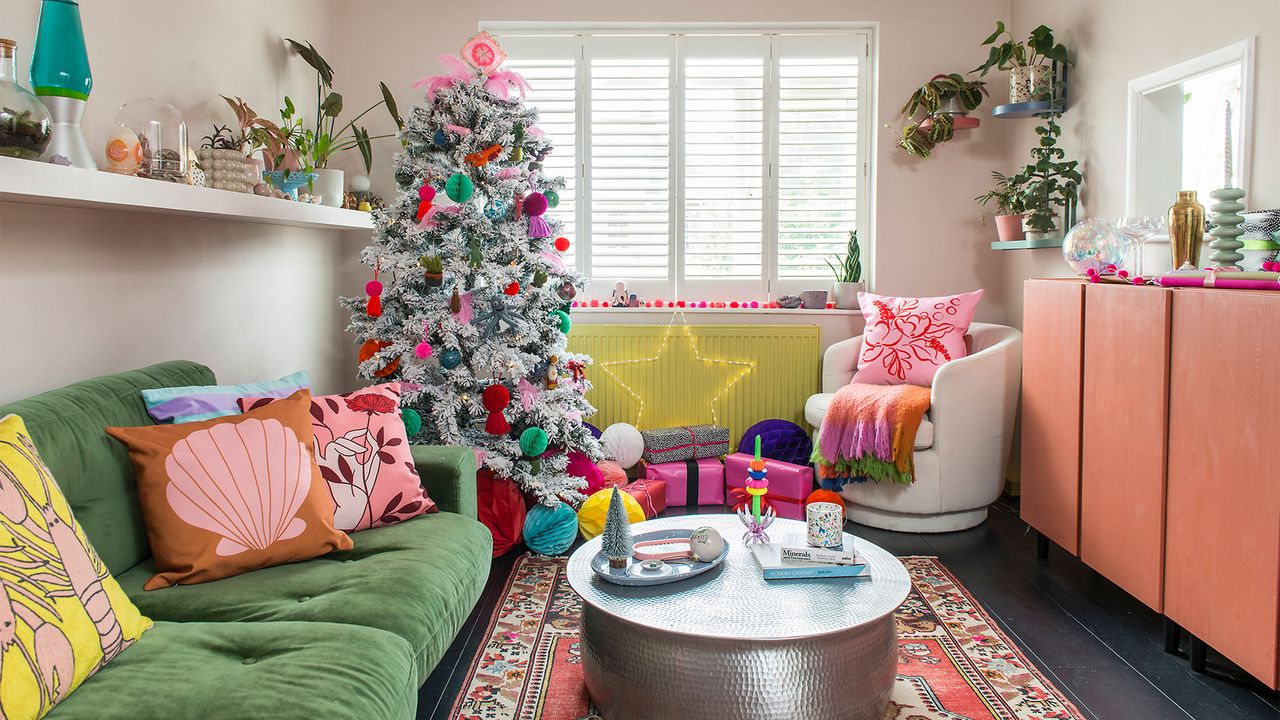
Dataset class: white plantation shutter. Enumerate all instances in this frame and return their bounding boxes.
[589,36,673,292]
[775,35,863,280]
[498,38,579,268]
[683,36,766,286]
[488,28,872,299]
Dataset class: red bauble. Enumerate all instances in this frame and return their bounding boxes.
[504,281,520,295]
[554,236,570,252]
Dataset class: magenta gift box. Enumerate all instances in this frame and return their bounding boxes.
[724,452,814,521]
[645,458,725,507]
[624,478,667,518]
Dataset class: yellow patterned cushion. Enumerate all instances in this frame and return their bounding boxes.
[0,415,152,720]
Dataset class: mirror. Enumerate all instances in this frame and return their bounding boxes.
[1126,39,1254,217]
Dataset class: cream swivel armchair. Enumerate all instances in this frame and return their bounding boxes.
[805,323,1023,532]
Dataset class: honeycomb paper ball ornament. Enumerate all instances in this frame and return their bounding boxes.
[401,408,422,437]
[600,423,644,469]
[445,172,474,202]
[578,488,645,540]
[549,309,572,334]
[566,450,604,494]
[519,426,549,457]
[524,502,578,556]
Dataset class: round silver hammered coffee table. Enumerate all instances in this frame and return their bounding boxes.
[566,514,911,720]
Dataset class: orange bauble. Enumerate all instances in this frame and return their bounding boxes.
[358,339,400,378]
[805,489,845,518]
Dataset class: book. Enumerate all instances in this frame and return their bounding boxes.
[779,546,858,566]
[750,543,869,580]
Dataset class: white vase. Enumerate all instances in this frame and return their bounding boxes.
[832,282,863,309]
[314,168,344,207]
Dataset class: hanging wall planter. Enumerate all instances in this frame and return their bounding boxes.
[895,73,988,159]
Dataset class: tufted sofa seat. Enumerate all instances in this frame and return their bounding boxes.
[0,362,491,720]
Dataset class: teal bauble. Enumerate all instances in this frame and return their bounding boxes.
[549,309,571,334]
[484,199,508,220]
[519,426,549,457]
[523,502,578,556]
[401,408,422,437]
[433,129,447,145]
[445,173,474,202]
[544,189,560,209]
[440,348,462,369]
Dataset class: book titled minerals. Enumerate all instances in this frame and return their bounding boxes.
[750,543,869,580]
[779,545,859,566]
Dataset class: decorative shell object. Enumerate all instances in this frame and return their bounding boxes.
[103,125,141,175]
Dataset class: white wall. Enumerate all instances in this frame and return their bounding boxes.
[0,0,346,403]
[999,0,1280,328]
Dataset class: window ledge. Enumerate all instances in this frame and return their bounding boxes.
[570,306,861,316]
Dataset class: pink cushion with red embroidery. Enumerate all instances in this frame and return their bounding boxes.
[239,383,436,532]
[851,290,984,387]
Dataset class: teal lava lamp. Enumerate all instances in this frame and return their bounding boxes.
[30,0,95,168]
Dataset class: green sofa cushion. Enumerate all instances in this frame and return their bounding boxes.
[117,512,492,681]
[0,361,215,574]
[46,620,417,720]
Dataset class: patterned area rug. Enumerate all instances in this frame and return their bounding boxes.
[448,554,1085,720]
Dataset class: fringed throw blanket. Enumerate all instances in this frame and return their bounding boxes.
[812,383,931,484]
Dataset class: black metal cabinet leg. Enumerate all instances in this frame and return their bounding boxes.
[1036,531,1050,559]
[1189,636,1207,672]
[1162,617,1181,655]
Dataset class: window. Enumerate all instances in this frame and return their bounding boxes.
[497,27,873,300]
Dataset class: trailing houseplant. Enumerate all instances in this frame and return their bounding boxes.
[896,73,987,158]
[973,21,1072,104]
[826,230,864,308]
[974,170,1028,242]
[1015,114,1081,238]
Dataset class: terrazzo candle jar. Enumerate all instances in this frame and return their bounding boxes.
[806,501,844,548]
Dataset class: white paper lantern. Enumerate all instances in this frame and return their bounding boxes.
[600,423,644,469]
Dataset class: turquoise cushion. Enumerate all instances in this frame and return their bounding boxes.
[0,361,215,574]
[117,512,492,681]
[46,620,417,720]
[140,369,310,423]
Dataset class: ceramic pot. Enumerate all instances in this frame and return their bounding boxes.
[1009,65,1051,103]
[995,214,1025,242]
[1168,190,1206,270]
[424,272,444,287]
[831,282,862,309]
[799,290,829,309]
[314,167,344,207]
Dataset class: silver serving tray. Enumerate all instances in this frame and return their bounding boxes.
[590,528,730,587]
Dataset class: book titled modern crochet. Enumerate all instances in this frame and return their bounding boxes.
[750,543,869,580]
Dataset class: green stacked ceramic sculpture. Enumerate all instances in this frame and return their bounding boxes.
[1208,188,1246,270]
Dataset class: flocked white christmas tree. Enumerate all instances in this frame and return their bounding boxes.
[344,32,602,504]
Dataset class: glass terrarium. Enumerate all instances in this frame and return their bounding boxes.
[114,98,187,181]
[0,38,52,159]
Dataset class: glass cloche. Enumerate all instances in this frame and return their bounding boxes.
[1062,218,1130,276]
[113,98,187,181]
[0,38,52,160]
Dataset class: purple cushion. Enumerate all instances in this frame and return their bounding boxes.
[738,420,813,466]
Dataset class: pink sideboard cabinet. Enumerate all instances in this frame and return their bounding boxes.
[1020,279,1279,690]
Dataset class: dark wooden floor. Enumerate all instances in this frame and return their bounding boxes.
[419,498,1280,720]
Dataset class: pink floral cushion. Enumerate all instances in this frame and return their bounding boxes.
[851,290,984,387]
[240,383,436,531]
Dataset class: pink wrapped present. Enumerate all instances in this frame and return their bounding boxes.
[724,452,813,520]
[645,458,725,507]
[624,478,667,518]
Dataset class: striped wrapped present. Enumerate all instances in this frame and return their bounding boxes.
[640,424,730,464]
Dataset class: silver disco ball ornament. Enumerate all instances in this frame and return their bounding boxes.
[1062,218,1129,276]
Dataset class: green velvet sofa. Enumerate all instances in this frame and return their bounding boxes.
[0,361,492,719]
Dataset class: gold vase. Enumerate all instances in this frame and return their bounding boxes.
[1168,190,1205,270]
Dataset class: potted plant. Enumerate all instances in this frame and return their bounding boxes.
[1016,114,1081,239]
[974,171,1027,242]
[973,21,1071,104]
[896,73,987,158]
[420,255,444,287]
[286,39,403,207]
[826,230,864,308]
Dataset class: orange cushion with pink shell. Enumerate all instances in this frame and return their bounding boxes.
[106,389,352,591]
[0,413,152,719]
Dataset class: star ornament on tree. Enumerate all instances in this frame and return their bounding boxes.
[599,312,755,428]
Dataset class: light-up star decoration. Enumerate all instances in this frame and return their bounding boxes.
[599,312,755,428]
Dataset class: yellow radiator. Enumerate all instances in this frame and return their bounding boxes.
[568,324,821,442]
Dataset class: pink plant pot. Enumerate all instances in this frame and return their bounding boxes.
[995,214,1025,242]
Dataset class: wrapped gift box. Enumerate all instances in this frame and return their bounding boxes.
[645,457,725,507]
[640,425,730,464]
[624,478,667,518]
[724,452,814,521]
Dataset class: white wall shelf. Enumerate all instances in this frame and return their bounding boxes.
[0,156,373,231]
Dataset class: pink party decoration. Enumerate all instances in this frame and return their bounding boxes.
[418,185,435,201]
[517,377,539,412]
[461,31,506,73]
[238,384,436,531]
[538,250,566,271]
[164,418,310,556]
[566,451,604,494]
[445,123,472,137]
[412,54,470,103]
[484,69,531,101]
[497,167,521,180]
[415,342,433,359]
[456,291,475,325]
[523,192,548,216]
[852,290,983,387]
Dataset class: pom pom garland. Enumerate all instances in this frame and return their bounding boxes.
[415,342,433,359]
[523,502,577,556]
[554,236,571,252]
